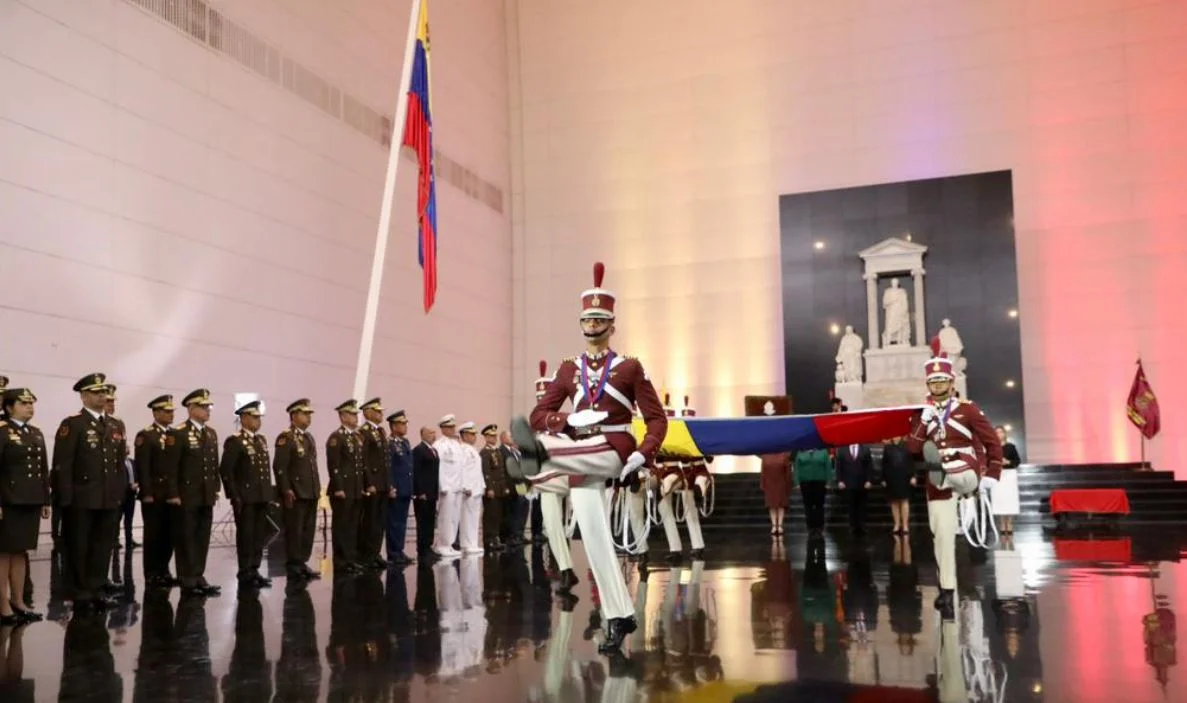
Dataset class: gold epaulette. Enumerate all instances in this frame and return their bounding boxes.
[143,424,154,432]
[0,421,7,428]
[562,356,577,363]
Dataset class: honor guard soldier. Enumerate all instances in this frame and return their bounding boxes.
[53,372,128,609]
[513,262,668,653]
[479,424,510,551]
[273,399,321,582]
[327,399,366,575]
[105,386,137,549]
[358,397,392,570]
[386,410,415,565]
[218,400,275,589]
[0,387,49,624]
[164,388,221,597]
[906,339,1003,619]
[134,394,178,588]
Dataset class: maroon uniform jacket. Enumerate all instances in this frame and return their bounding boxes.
[530,350,667,465]
[906,398,1003,501]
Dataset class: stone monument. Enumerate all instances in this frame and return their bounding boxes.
[832,237,968,409]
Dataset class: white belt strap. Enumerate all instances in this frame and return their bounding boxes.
[947,418,973,440]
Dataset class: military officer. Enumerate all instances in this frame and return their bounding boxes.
[479,424,509,551]
[906,339,1003,619]
[105,386,137,549]
[358,397,391,570]
[386,410,415,565]
[164,388,221,598]
[219,400,275,589]
[327,399,366,575]
[457,422,485,554]
[273,399,321,582]
[0,387,50,624]
[133,394,178,588]
[513,262,668,653]
[52,372,127,609]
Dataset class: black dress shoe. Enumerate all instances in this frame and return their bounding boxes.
[181,586,209,598]
[92,596,119,610]
[689,548,705,560]
[934,589,955,620]
[597,616,638,653]
[510,417,549,476]
[556,569,579,592]
[302,566,321,579]
[254,574,273,588]
[372,557,390,570]
[101,581,122,595]
[664,551,683,564]
[0,613,21,626]
[10,603,43,622]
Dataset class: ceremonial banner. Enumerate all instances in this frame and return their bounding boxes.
[402,0,438,312]
[1127,361,1161,440]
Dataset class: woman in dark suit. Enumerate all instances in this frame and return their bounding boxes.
[0,388,50,625]
[880,436,915,534]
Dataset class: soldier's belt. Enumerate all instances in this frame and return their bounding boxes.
[573,423,632,438]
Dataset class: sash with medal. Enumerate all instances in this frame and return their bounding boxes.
[569,351,616,428]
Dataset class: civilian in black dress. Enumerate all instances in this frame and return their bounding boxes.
[880,436,915,534]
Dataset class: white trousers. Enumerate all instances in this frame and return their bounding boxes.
[458,493,482,551]
[434,492,462,553]
[626,490,648,554]
[938,619,968,703]
[570,484,634,620]
[540,491,573,572]
[544,609,574,697]
[929,496,958,590]
[536,432,621,480]
[658,490,705,552]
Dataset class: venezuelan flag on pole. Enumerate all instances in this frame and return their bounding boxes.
[632,406,922,458]
[402,0,437,313]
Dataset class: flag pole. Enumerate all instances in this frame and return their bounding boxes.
[352,0,425,400]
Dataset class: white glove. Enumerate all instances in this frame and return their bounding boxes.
[920,406,937,425]
[619,451,646,481]
[567,409,609,428]
[979,475,998,492]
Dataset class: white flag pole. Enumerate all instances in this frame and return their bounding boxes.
[353,0,426,401]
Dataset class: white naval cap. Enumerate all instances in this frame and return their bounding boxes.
[438,414,456,428]
[459,421,477,433]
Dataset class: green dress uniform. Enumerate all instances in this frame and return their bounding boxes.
[273,399,321,579]
[479,426,510,550]
[134,396,176,585]
[358,401,391,568]
[218,401,275,586]
[0,393,50,554]
[326,401,366,572]
[163,390,221,594]
[52,373,128,605]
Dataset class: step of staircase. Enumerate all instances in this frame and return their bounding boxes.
[696,462,1187,527]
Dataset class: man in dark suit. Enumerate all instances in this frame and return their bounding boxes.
[500,431,531,546]
[410,426,439,558]
[836,441,875,534]
[164,388,222,597]
[273,398,321,582]
[134,394,177,588]
[385,410,414,565]
[52,372,127,609]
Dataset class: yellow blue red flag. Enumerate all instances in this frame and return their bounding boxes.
[402,0,437,312]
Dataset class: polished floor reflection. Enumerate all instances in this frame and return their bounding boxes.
[4,524,1187,702]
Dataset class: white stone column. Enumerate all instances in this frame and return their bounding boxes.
[912,268,926,346]
[864,273,879,350]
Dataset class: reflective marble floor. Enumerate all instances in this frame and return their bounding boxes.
[4,523,1187,702]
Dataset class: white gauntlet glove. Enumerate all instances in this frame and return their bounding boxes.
[979,475,998,492]
[619,451,646,481]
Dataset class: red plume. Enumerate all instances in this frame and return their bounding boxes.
[593,261,605,288]
[929,335,946,358]
[683,395,690,407]
[538,360,548,376]
[664,392,670,406]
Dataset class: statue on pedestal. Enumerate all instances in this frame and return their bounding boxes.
[938,318,966,374]
[835,325,864,383]
[882,278,911,346]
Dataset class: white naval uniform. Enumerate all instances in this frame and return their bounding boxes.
[432,436,465,557]
[458,441,485,553]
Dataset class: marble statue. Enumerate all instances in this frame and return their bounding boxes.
[835,325,864,383]
[938,318,966,374]
[882,278,911,346]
